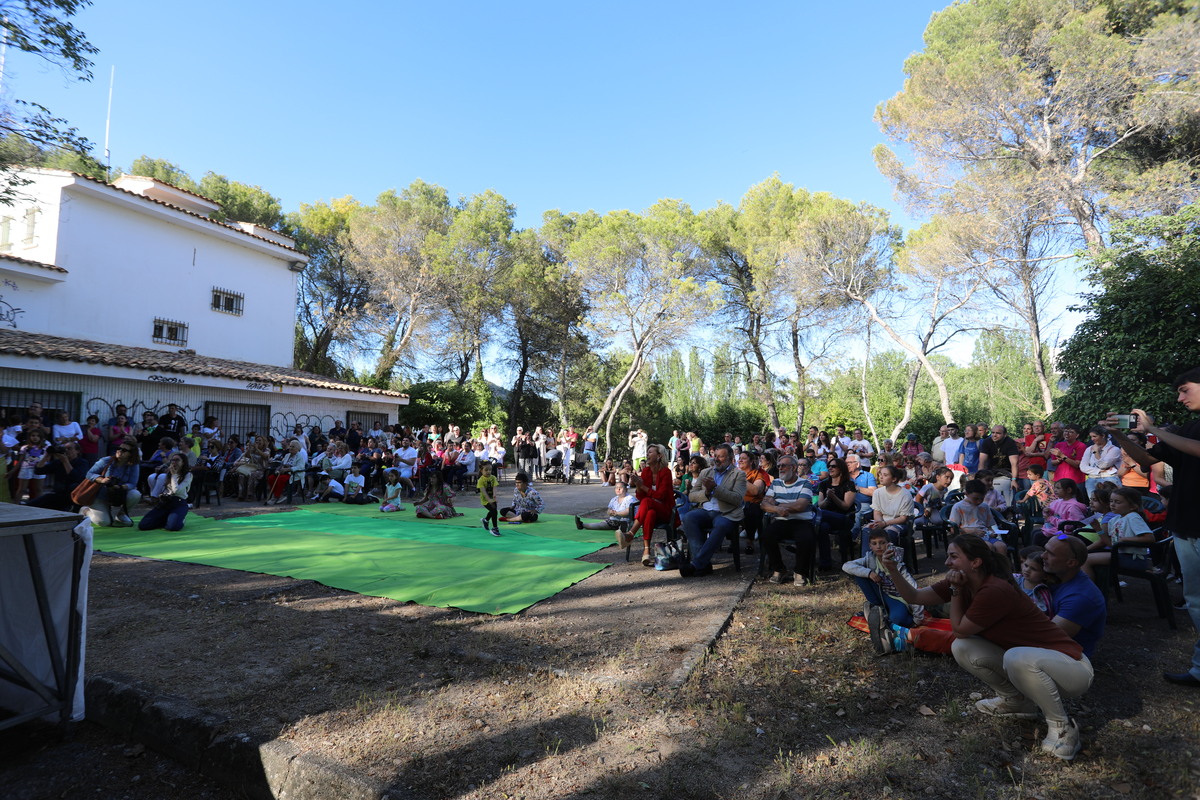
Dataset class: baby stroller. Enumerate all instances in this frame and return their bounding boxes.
[543,450,567,483]
[568,454,591,484]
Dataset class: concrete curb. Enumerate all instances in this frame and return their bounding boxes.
[667,571,756,689]
[84,673,398,800]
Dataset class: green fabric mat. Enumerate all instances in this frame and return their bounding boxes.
[222,509,604,559]
[92,510,609,615]
[293,502,616,544]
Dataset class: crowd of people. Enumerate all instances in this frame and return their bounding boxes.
[5,367,1199,765]
[0,408,559,534]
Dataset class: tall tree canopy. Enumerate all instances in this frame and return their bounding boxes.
[1056,202,1200,425]
[876,0,1200,255]
[0,0,99,202]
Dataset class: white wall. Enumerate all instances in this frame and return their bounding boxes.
[1,171,299,368]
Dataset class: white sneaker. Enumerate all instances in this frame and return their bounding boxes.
[115,512,133,527]
[866,604,889,654]
[975,695,1039,719]
[1041,718,1082,760]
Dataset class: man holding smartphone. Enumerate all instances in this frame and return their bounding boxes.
[1102,366,1200,687]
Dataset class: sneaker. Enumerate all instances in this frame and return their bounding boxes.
[491,528,501,537]
[116,512,133,527]
[481,517,489,531]
[975,696,1040,719]
[575,515,583,530]
[866,604,887,654]
[1041,718,1082,761]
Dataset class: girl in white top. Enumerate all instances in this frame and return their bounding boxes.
[868,465,915,543]
[1086,486,1156,574]
[379,470,405,512]
[137,454,193,532]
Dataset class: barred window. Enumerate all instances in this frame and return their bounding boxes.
[152,318,189,346]
[211,287,244,316]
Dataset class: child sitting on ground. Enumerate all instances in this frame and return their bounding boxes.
[844,529,925,654]
[311,474,344,503]
[342,463,371,504]
[379,469,404,512]
[1015,545,1054,615]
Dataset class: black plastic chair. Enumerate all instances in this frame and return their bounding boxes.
[1109,534,1178,630]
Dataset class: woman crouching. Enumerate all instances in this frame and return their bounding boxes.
[882,533,1093,761]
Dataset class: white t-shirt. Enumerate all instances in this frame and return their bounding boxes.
[325,478,344,497]
[344,474,366,496]
[872,486,914,523]
[607,494,633,517]
[834,435,852,458]
[395,446,418,477]
[941,436,964,466]
[52,421,83,442]
[848,438,874,466]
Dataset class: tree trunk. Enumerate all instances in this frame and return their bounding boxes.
[556,341,569,428]
[790,317,808,434]
[1019,270,1056,419]
[749,326,781,431]
[602,357,643,461]
[507,336,531,438]
[860,325,881,451]
[890,361,922,444]
[589,346,645,444]
[301,326,335,373]
[858,296,954,423]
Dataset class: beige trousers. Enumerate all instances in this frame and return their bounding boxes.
[951,636,1093,725]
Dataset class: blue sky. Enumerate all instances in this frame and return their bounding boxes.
[5,0,1084,367]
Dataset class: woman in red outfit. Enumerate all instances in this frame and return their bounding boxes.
[623,443,675,566]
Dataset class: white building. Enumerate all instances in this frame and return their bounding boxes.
[0,168,405,440]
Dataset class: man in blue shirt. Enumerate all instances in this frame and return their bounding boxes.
[1043,534,1106,659]
[844,454,877,564]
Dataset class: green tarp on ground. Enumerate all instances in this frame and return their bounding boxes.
[92,509,611,615]
[290,502,615,543]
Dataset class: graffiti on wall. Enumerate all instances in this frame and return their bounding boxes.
[0,293,23,328]
[270,411,337,441]
[84,397,205,427]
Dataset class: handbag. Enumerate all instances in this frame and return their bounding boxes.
[654,540,683,571]
[70,464,108,507]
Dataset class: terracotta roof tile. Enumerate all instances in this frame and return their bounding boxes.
[0,329,407,399]
[58,170,304,256]
[0,253,68,273]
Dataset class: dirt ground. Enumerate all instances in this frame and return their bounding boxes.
[4,483,1200,800]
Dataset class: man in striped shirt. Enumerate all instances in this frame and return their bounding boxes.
[761,456,816,585]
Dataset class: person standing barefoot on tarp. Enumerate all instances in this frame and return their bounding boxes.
[1102,366,1200,688]
[478,461,501,536]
